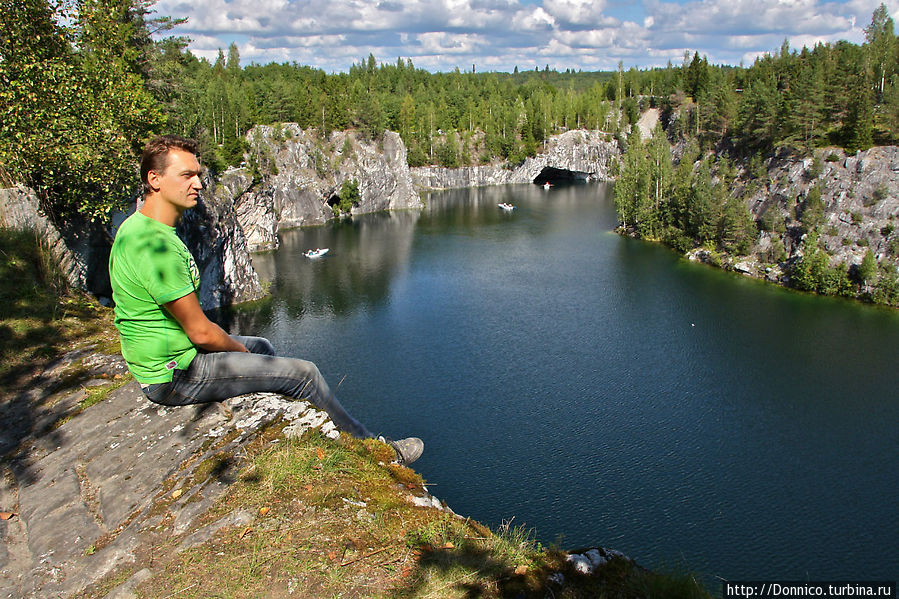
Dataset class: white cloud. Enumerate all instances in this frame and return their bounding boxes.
[151,0,899,72]
[543,0,615,25]
[416,31,489,53]
[510,6,556,30]
[647,0,852,36]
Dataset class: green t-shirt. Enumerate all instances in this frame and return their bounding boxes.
[109,211,200,383]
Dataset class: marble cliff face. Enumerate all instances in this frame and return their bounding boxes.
[10,124,894,308]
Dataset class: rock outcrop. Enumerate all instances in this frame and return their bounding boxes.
[0,365,337,596]
[0,186,112,297]
[411,130,619,190]
[3,128,620,309]
[173,172,267,308]
[230,126,422,250]
[1,176,265,310]
[664,144,899,303]
[727,146,899,281]
[0,344,450,598]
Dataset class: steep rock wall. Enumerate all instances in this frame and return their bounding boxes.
[720,146,899,281]
[0,186,111,297]
[174,172,266,308]
[0,181,264,309]
[236,126,422,244]
[411,130,619,190]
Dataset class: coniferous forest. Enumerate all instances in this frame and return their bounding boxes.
[1,1,897,302]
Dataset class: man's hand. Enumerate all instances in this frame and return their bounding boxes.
[164,292,249,352]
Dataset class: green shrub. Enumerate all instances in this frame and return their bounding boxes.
[332,178,360,216]
[806,156,823,180]
[872,264,899,305]
[870,184,889,205]
[341,136,354,157]
[800,186,824,230]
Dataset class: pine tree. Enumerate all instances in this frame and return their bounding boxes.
[736,68,779,150]
[645,123,673,237]
[865,3,896,101]
[844,71,875,152]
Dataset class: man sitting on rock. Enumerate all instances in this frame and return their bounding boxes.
[109,134,423,465]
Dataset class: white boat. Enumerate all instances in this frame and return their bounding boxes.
[543,182,552,189]
[498,203,515,211]
[304,248,329,258]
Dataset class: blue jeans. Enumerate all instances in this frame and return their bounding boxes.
[143,336,373,439]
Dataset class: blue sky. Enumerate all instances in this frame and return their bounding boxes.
[152,0,897,72]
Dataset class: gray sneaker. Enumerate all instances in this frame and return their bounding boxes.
[378,436,424,466]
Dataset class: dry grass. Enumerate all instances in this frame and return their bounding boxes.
[81,428,711,599]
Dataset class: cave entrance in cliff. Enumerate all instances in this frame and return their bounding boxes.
[532,166,591,185]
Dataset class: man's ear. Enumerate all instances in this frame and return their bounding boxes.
[146,170,162,193]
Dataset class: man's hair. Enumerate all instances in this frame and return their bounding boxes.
[140,135,200,195]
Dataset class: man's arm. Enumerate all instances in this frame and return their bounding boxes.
[164,292,249,352]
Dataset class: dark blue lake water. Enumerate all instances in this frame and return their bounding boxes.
[233,183,899,583]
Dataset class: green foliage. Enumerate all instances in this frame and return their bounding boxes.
[870,184,889,205]
[792,232,853,295]
[3,0,896,231]
[333,178,360,215]
[800,186,825,231]
[872,263,899,305]
[856,249,878,292]
[806,155,823,180]
[615,129,757,255]
[435,132,460,167]
[221,135,249,167]
[0,0,165,220]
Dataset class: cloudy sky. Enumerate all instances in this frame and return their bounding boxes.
[152,0,898,73]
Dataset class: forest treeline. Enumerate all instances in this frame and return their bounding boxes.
[1,0,897,223]
[612,4,899,307]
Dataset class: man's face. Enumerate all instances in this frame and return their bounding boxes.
[149,149,203,211]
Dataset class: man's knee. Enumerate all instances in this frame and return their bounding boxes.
[244,336,276,356]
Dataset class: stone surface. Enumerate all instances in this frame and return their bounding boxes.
[0,186,111,297]
[744,146,899,273]
[565,547,632,575]
[221,169,279,253]
[636,108,660,141]
[2,183,264,309]
[0,355,347,598]
[175,173,267,308]
[239,125,423,231]
[410,130,619,190]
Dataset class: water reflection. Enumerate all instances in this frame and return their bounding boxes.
[220,182,898,582]
[252,210,421,318]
